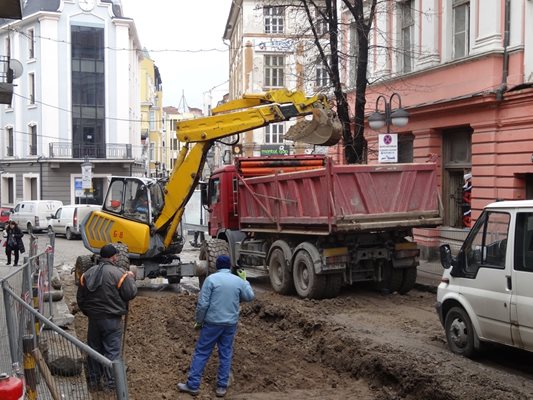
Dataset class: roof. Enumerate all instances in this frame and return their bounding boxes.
[485,200,533,209]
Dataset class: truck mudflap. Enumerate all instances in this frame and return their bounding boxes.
[392,242,420,269]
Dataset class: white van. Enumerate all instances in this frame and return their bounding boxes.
[10,200,63,232]
[48,204,101,240]
[437,200,533,357]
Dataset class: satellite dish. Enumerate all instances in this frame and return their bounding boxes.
[9,59,23,79]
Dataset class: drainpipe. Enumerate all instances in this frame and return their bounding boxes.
[37,156,43,200]
[496,0,511,101]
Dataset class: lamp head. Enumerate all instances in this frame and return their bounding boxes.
[368,111,386,130]
[390,108,409,128]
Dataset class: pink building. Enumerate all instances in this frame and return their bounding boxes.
[342,0,533,257]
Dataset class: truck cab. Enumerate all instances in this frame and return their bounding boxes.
[437,200,533,357]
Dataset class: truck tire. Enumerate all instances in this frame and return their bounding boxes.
[390,268,404,293]
[398,267,417,294]
[113,243,130,271]
[199,239,229,287]
[74,255,93,286]
[444,306,476,358]
[268,248,294,295]
[292,249,326,299]
[323,273,342,298]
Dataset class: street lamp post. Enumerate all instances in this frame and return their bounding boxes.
[368,93,409,133]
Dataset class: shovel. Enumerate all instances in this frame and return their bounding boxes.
[284,108,343,146]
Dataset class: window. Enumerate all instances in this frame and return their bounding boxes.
[453,0,470,59]
[265,123,284,144]
[6,127,13,156]
[28,73,35,104]
[28,29,34,59]
[264,55,284,88]
[514,213,533,272]
[149,142,155,161]
[29,125,37,155]
[316,60,330,87]
[209,177,221,205]
[349,22,359,87]
[315,8,328,36]
[264,6,284,34]
[149,111,155,131]
[398,133,414,163]
[399,0,414,73]
[463,212,510,276]
[5,37,10,57]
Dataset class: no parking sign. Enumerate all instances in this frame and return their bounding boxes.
[378,133,398,163]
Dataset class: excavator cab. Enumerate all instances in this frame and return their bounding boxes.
[103,177,164,224]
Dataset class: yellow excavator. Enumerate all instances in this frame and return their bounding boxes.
[76,89,342,283]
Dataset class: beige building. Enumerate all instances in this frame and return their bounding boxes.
[223,0,328,158]
[139,49,164,177]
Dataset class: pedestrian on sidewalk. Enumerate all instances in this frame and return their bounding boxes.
[178,255,255,398]
[76,243,137,392]
[5,220,24,266]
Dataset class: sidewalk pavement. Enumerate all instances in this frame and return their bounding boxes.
[417,259,443,290]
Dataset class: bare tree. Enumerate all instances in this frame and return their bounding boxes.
[296,0,377,164]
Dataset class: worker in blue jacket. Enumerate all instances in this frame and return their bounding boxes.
[178,255,255,398]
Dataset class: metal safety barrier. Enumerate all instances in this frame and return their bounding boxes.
[0,234,129,399]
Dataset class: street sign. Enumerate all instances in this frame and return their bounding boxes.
[74,178,84,197]
[81,161,93,189]
[378,133,398,163]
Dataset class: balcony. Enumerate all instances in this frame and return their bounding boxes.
[49,142,143,160]
[0,56,14,104]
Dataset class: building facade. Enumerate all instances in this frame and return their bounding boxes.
[223,0,330,158]
[0,0,144,207]
[340,0,533,257]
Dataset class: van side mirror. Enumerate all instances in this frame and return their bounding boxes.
[200,181,208,206]
[440,244,453,269]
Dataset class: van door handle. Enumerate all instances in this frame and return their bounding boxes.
[506,275,512,290]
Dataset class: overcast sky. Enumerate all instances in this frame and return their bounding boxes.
[122,0,233,111]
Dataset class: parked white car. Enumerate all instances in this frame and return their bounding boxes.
[10,200,63,232]
[48,204,101,240]
[437,200,533,357]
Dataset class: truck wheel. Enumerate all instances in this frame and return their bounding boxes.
[199,239,229,287]
[65,228,73,240]
[268,248,293,295]
[323,274,342,298]
[113,243,130,271]
[292,250,326,299]
[398,267,417,294]
[444,307,476,358]
[167,276,182,284]
[390,268,404,293]
[74,255,94,286]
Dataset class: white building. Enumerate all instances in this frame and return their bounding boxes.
[0,0,144,206]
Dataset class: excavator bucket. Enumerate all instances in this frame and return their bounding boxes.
[284,108,343,146]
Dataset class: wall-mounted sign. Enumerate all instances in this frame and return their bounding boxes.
[378,133,398,163]
[260,144,290,156]
[255,38,295,53]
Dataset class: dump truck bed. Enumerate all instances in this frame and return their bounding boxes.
[237,161,442,235]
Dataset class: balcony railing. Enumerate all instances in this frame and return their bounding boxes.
[48,142,143,160]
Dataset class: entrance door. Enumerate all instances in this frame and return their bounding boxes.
[443,128,472,227]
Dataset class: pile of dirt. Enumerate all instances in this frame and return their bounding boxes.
[63,271,533,400]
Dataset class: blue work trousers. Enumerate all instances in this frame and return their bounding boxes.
[187,323,237,390]
[86,317,123,388]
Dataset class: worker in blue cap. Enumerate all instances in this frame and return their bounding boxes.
[178,255,255,398]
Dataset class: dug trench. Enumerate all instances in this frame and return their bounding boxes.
[65,277,533,400]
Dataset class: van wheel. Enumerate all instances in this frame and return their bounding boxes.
[27,222,33,233]
[65,228,73,240]
[47,226,54,235]
[444,307,476,358]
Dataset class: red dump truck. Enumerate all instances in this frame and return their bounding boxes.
[200,154,442,299]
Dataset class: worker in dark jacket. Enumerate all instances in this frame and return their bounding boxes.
[178,255,255,398]
[5,220,24,266]
[77,243,137,391]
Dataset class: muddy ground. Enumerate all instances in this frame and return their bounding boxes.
[62,263,533,400]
